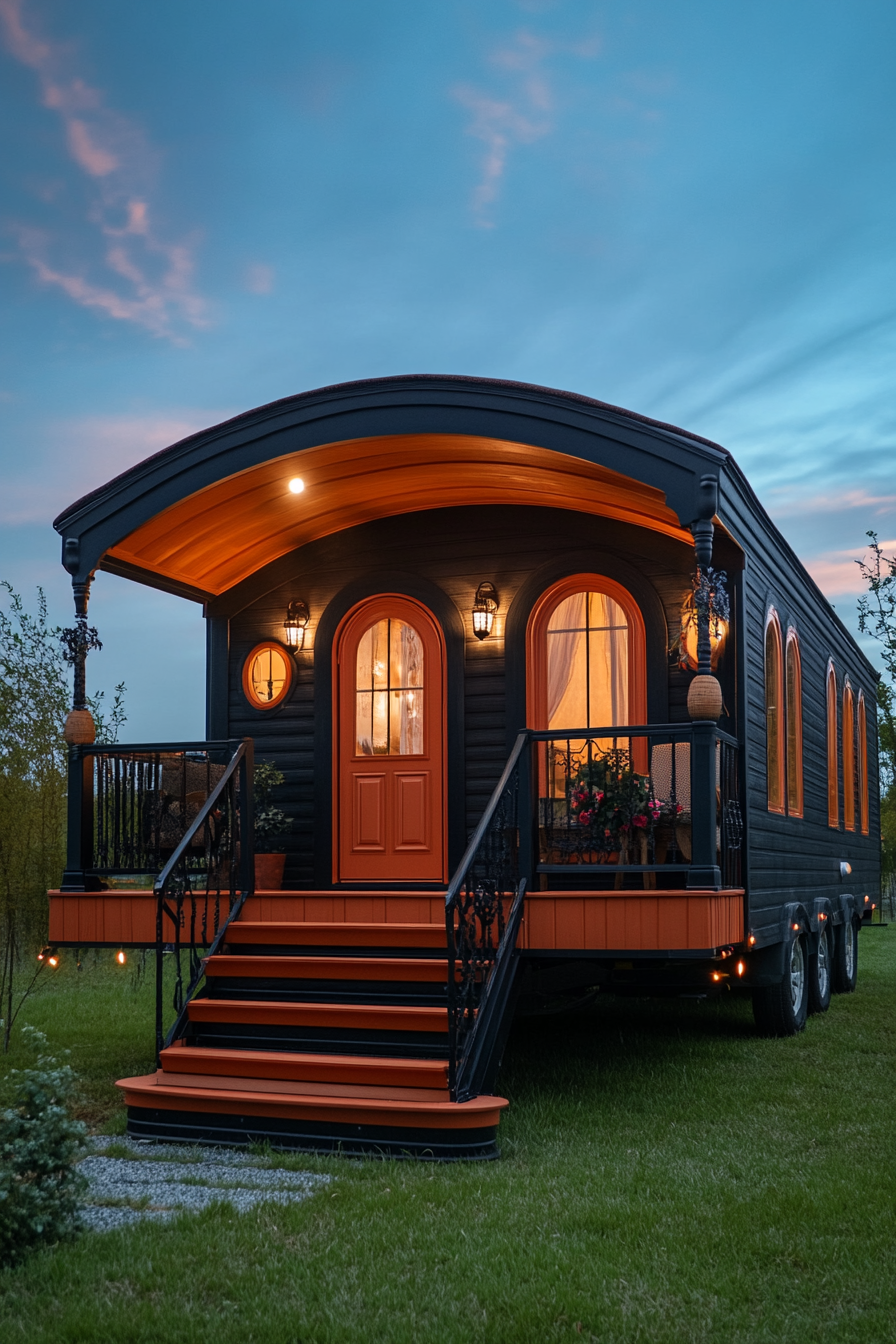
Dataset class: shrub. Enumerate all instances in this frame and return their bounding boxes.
[0,1028,87,1267]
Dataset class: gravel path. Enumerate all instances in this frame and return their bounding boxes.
[80,1137,329,1231]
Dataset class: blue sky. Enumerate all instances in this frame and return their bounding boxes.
[1,0,894,739]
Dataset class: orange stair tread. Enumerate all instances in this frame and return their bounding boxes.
[155,1069,449,1102]
[160,1043,449,1087]
[204,955,449,980]
[117,1074,507,1129]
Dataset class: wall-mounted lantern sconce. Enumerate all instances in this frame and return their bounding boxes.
[472,582,499,640]
[678,588,727,671]
[283,600,310,651]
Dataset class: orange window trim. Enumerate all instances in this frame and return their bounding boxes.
[826,664,839,828]
[857,692,869,835]
[764,610,785,814]
[525,573,648,731]
[785,630,804,817]
[843,681,856,832]
[241,640,293,710]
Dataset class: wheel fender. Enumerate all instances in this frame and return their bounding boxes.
[745,903,809,986]
[810,897,834,949]
[836,892,859,928]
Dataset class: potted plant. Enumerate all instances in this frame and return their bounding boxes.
[253,760,294,889]
[567,748,686,865]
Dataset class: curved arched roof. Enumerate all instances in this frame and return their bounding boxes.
[54,373,728,599]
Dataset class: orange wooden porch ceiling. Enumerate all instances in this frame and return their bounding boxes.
[105,433,692,597]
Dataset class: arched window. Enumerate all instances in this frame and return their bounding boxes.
[526,574,647,731]
[843,680,856,831]
[826,663,839,828]
[764,610,785,813]
[785,630,803,817]
[857,691,869,835]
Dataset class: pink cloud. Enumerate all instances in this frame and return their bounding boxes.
[244,262,274,295]
[66,118,118,176]
[803,540,896,599]
[0,0,207,341]
[453,27,599,226]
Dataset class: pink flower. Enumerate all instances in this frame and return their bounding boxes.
[578,810,593,826]
[633,814,648,828]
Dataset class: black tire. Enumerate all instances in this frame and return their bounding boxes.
[832,919,858,994]
[808,923,832,1015]
[752,934,809,1036]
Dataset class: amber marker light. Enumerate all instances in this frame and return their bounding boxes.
[711,972,722,982]
[288,477,305,494]
[792,923,800,931]
[748,934,756,946]
[736,961,745,977]
[116,950,127,966]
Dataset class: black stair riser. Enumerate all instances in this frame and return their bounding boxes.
[205,977,447,1005]
[185,1021,450,1058]
[126,1107,499,1160]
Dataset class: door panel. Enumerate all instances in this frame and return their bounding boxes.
[394,772,429,850]
[352,774,386,851]
[336,596,446,882]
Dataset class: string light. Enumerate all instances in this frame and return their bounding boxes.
[116,950,127,966]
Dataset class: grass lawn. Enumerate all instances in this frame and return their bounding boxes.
[0,930,893,1344]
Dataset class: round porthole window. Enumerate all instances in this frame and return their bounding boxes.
[242,642,293,710]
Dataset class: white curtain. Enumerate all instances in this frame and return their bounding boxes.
[546,592,629,730]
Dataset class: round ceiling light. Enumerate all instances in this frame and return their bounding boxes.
[288,477,305,494]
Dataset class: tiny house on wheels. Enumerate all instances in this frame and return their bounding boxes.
[49,375,880,1159]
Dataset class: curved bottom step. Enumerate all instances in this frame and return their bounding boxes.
[125,1106,502,1160]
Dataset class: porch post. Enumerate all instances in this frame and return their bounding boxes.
[59,562,102,891]
[517,733,535,892]
[687,723,721,889]
[687,474,722,890]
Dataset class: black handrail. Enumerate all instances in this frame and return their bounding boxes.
[444,720,744,1099]
[154,738,254,1060]
[445,731,531,1101]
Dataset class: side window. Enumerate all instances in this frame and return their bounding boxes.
[785,630,803,817]
[764,610,785,813]
[842,680,856,831]
[826,663,839,828]
[857,691,869,835]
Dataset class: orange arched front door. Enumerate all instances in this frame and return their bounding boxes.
[335,596,446,883]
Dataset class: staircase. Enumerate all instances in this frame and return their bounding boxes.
[117,894,510,1160]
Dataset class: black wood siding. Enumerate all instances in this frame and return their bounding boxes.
[718,473,881,939]
[219,504,696,889]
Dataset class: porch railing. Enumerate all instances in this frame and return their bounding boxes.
[61,740,244,890]
[531,722,742,890]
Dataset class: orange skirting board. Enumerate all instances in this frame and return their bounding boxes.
[49,888,745,952]
[48,891,230,947]
[242,893,447,924]
[520,890,745,951]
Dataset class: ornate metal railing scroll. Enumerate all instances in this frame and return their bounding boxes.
[718,735,743,889]
[446,731,531,1103]
[154,739,254,1060]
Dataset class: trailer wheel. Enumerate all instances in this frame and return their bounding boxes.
[808,923,832,1014]
[752,934,808,1036]
[832,919,858,994]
